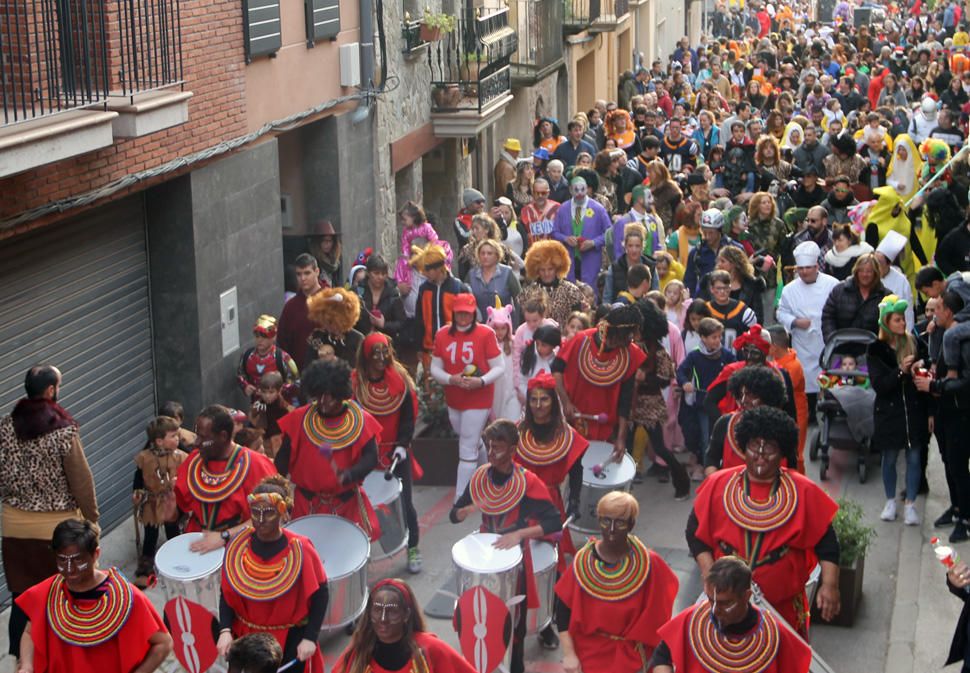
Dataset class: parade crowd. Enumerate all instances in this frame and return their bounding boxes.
[15,0,970,671]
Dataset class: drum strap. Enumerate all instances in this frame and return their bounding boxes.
[718,541,789,570]
[235,615,309,632]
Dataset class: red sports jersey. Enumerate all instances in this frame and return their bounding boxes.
[433,324,501,410]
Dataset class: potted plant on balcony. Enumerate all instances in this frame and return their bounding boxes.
[811,496,876,627]
[420,8,457,42]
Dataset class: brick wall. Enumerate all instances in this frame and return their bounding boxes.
[0,0,250,230]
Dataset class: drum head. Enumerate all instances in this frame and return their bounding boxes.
[362,471,402,507]
[529,540,558,572]
[582,441,636,486]
[452,533,522,573]
[286,515,370,579]
[155,533,225,581]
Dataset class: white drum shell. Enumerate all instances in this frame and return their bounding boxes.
[154,532,224,616]
[525,540,558,634]
[363,471,408,560]
[568,441,636,533]
[286,514,370,629]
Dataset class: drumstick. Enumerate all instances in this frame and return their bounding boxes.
[572,412,609,423]
[561,515,575,530]
[384,455,400,480]
[277,659,299,672]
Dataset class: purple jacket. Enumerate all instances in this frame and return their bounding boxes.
[553,197,611,295]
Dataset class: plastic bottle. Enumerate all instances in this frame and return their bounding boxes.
[932,536,960,569]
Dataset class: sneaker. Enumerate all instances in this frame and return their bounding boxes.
[951,521,970,543]
[674,488,691,501]
[690,466,706,482]
[904,504,921,526]
[880,499,897,521]
[633,471,645,484]
[407,548,423,574]
[934,507,955,528]
[538,625,560,650]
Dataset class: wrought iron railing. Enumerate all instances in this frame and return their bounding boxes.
[509,0,563,85]
[428,8,516,113]
[1,0,110,125]
[590,0,619,30]
[115,0,183,97]
[563,0,600,34]
[402,19,427,54]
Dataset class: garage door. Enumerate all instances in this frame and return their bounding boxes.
[0,196,155,600]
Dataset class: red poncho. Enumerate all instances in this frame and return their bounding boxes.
[16,569,167,673]
[657,602,811,673]
[691,466,838,636]
[514,424,589,568]
[332,631,478,673]
[351,367,423,479]
[557,329,646,440]
[174,444,277,532]
[555,537,678,673]
[720,412,746,471]
[277,401,384,540]
[221,529,327,673]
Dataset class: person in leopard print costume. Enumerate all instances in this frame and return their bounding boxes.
[518,240,585,328]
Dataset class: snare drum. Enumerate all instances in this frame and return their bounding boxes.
[362,471,407,560]
[452,532,522,603]
[286,514,370,629]
[568,441,636,533]
[155,533,225,616]
[526,540,558,634]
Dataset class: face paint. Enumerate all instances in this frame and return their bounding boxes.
[56,552,89,574]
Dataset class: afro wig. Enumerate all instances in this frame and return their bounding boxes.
[302,359,353,401]
[636,298,669,344]
[524,240,572,281]
[734,405,799,469]
[307,287,361,335]
[727,365,788,409]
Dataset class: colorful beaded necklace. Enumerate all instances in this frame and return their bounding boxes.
[223,529,304,602]
[574,535,651,602]
[517,426,574,466]
[469,465,527,515]
[687,601,779,673]
[577,334,630,387]
[47,568,134,646]
[303,401,365,450]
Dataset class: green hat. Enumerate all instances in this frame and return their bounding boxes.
[783,207,809,229]
[878,294,909,334]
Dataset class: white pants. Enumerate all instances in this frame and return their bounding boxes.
[448,407,490,503]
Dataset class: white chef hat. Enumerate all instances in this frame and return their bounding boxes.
[793,241,821,267]
[876,230,907,263]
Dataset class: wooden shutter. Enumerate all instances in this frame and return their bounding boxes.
[243,0,282,62]
[305,0,341,44]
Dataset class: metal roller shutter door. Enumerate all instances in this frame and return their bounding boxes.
[0,196,155,601]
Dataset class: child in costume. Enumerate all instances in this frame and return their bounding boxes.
[236,315,300,402]
[487,304,521,421]
[248,371,295,458]
[132,415,188,588]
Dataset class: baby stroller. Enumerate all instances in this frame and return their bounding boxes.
[811,329,878,482]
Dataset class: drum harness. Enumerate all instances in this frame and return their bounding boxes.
[717,540,790,570]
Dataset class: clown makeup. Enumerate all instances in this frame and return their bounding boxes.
[571,179,588,201]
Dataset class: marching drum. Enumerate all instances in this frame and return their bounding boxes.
[569,441,636,534]
[286,514,370,629]
[526,540,558,634]
[452,532,523,602]
[362,471,408,559]
[155,532,225,615]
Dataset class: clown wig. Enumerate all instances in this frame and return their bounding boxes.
[307,287,361,336]
[524,240,572,281]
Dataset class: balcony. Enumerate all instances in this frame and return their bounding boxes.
[429,7,517,138]
[509,0,564,86]
[0,0,190,177]
[590,0,625,31]
[402,19,430,56]
[563,0,600,35]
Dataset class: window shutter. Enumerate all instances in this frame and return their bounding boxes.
[305,0,341,44]
[243,0,282,62]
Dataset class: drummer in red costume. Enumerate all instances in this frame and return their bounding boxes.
[276,359,383,540]
[651,557,811,673]
[352,332,423,573]
[451,419,562,673]
[555,491,678,673]
[687,406,841,638]
[175,405,277,553]
[332,578,477,673]
[15,519,172,673]
[703,366,794,476]
[514,371,588,649]
[217,476,328,673]
[552,304,645,460]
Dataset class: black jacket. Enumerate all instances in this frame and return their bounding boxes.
[821,278,891,341]
[353,280,406,338]
[867,338,929,452]
[937,225,970,277]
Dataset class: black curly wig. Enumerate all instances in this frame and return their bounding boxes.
[636,298,669,344]
[302,359,353,401]
[734,406,799,467]
[727,365,788,409]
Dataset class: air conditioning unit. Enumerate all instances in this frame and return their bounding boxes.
[340,43,361,87]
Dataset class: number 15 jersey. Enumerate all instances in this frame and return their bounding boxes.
[432,324,501,410]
